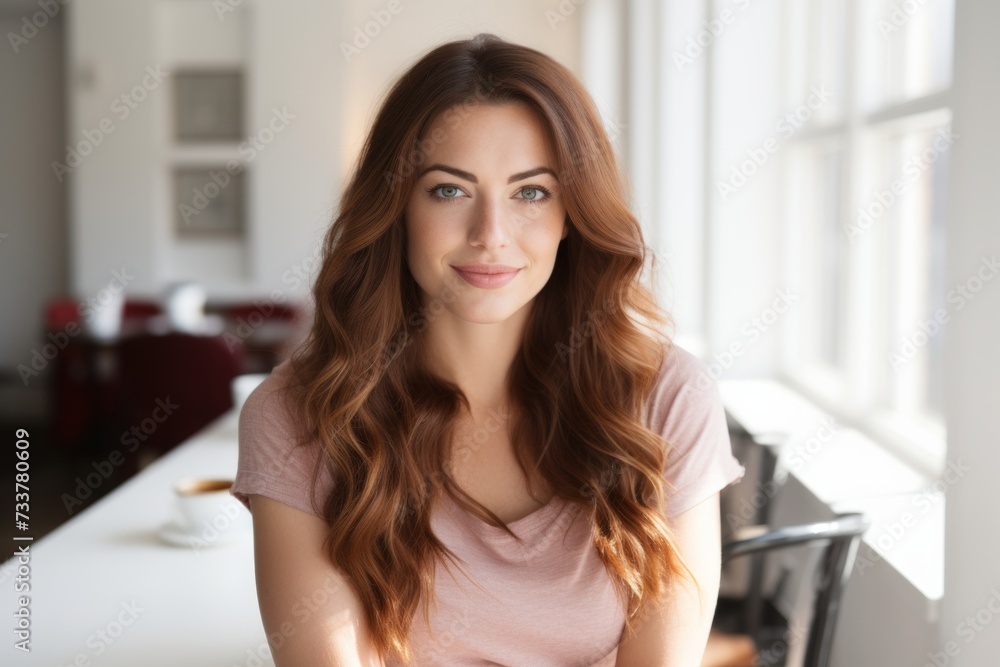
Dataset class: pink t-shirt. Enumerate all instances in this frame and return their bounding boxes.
[231,343,745,666]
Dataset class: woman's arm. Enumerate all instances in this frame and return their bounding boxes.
[614,492,723,667]
[249,494,385,667]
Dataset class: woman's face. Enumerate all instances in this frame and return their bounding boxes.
[403,101,568,324]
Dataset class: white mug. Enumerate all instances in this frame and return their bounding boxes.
[83,288,125,340]
[163,282,206,333]
[173,477,249,541]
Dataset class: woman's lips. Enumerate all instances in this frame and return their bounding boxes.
[451,266,521,288]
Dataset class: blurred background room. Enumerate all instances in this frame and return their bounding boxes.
[0,0,997,666]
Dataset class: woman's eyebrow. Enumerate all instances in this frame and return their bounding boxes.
[416,164,557,184]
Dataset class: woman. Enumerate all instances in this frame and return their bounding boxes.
[231,33,745,666]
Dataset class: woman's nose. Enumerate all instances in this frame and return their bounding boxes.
[468,195,513,248]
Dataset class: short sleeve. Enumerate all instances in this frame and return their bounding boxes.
[644,343,746,517]
[229,361,332,519]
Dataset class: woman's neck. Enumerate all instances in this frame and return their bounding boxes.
[419,305,529,408]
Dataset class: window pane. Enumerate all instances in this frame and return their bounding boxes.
[814,0,847,124]
[878,122,952,417]
[789,143,847,372]
[818,148,846,367]
[785,0,846,125]
[926,138,949,419]
[859,0,955,111]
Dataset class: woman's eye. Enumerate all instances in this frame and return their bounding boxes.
[515,186,551,203]
[430,185,464,200]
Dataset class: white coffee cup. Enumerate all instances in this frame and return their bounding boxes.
[173,477,249,540]
[163,282,207,333]
[83,288,125,340]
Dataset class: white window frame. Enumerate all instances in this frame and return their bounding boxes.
[779,0,953,477]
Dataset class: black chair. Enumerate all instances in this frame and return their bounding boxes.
[717,512,871,667]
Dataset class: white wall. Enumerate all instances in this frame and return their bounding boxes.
[941,0,1000,664]
[66,0,344,304]
[67,0,163,298]
[0,10,67,418]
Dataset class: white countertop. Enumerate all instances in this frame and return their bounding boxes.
[1,410,276,666]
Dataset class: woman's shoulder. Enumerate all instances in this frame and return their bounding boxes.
[657,339,714,384]
[644,340,745,515]
[240,359,301,425]
[239,360,315,458]
[233,359,332,517]
[645,340,718,416]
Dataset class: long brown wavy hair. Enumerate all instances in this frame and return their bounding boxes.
[281,33,697,665]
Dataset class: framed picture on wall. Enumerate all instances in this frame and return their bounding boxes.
[174,167,245,237]
[173,70,244,142]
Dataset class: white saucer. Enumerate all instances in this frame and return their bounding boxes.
[157,518,250,549]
